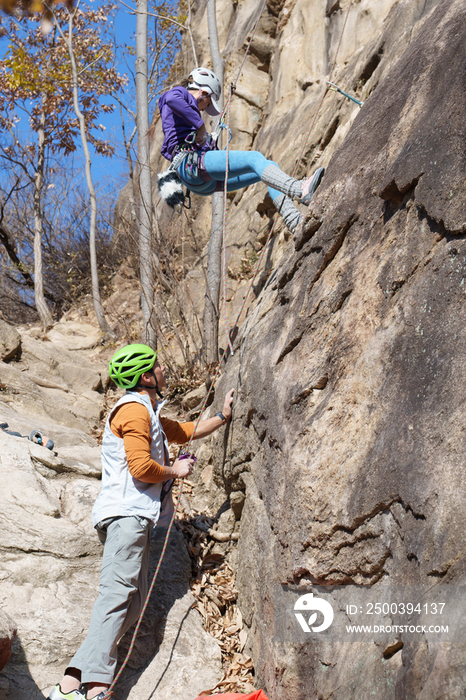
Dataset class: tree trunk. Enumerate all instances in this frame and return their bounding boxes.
[66,13,111,334]
[203,0,225,363]
[136,0,157,347]
[33,107,53,329]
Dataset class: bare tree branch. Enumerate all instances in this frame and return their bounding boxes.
[118,0,188,30]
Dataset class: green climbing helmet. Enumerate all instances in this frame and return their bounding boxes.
[109,344,157,389]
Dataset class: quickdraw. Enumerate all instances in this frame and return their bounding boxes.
[327,80,364,107]
[179,130,197,149]
[216,119,233,147]
[185,150,199,179]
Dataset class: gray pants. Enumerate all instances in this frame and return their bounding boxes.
[68,515,151,684]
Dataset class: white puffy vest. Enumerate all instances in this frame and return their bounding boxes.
[92,392,170,527]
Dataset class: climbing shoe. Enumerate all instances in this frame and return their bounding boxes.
[47,684,85,700]
[300,167,325,205]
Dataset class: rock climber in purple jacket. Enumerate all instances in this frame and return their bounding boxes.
[158,67,324,234]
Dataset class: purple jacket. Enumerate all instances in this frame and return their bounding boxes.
[159,86,206,161]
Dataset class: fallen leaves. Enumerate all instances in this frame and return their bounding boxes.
[177,506,255,693]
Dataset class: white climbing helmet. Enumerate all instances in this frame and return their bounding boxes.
[188,67,221,116]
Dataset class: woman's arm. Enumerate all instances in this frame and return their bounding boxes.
[164,88,208,145]
[164,88,204,130]
[195,122,207,145]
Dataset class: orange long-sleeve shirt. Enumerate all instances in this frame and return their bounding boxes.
[110,400,195,483]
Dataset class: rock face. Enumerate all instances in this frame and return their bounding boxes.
[198,0,466,698]
[0,323,108,433]
[0,320,21,362]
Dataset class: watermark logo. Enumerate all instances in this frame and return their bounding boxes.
[276,585,460,643]
[294,592,334,633]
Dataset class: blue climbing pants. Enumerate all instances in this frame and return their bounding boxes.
[178,149,282,200]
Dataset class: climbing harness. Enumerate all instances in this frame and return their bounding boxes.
[104,3,356,698]
[327,80,364,107]
[157,131,198,208]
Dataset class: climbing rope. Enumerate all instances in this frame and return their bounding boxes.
[103,3,355,697]
[233,0,269,89]
[215,0,268,132]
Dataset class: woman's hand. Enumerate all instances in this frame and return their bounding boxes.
[196,123,207,145]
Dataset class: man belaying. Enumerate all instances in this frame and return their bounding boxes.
[158,67,325,233]
[47,343,234,700]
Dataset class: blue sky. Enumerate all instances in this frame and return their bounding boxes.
[88,2,138,188]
